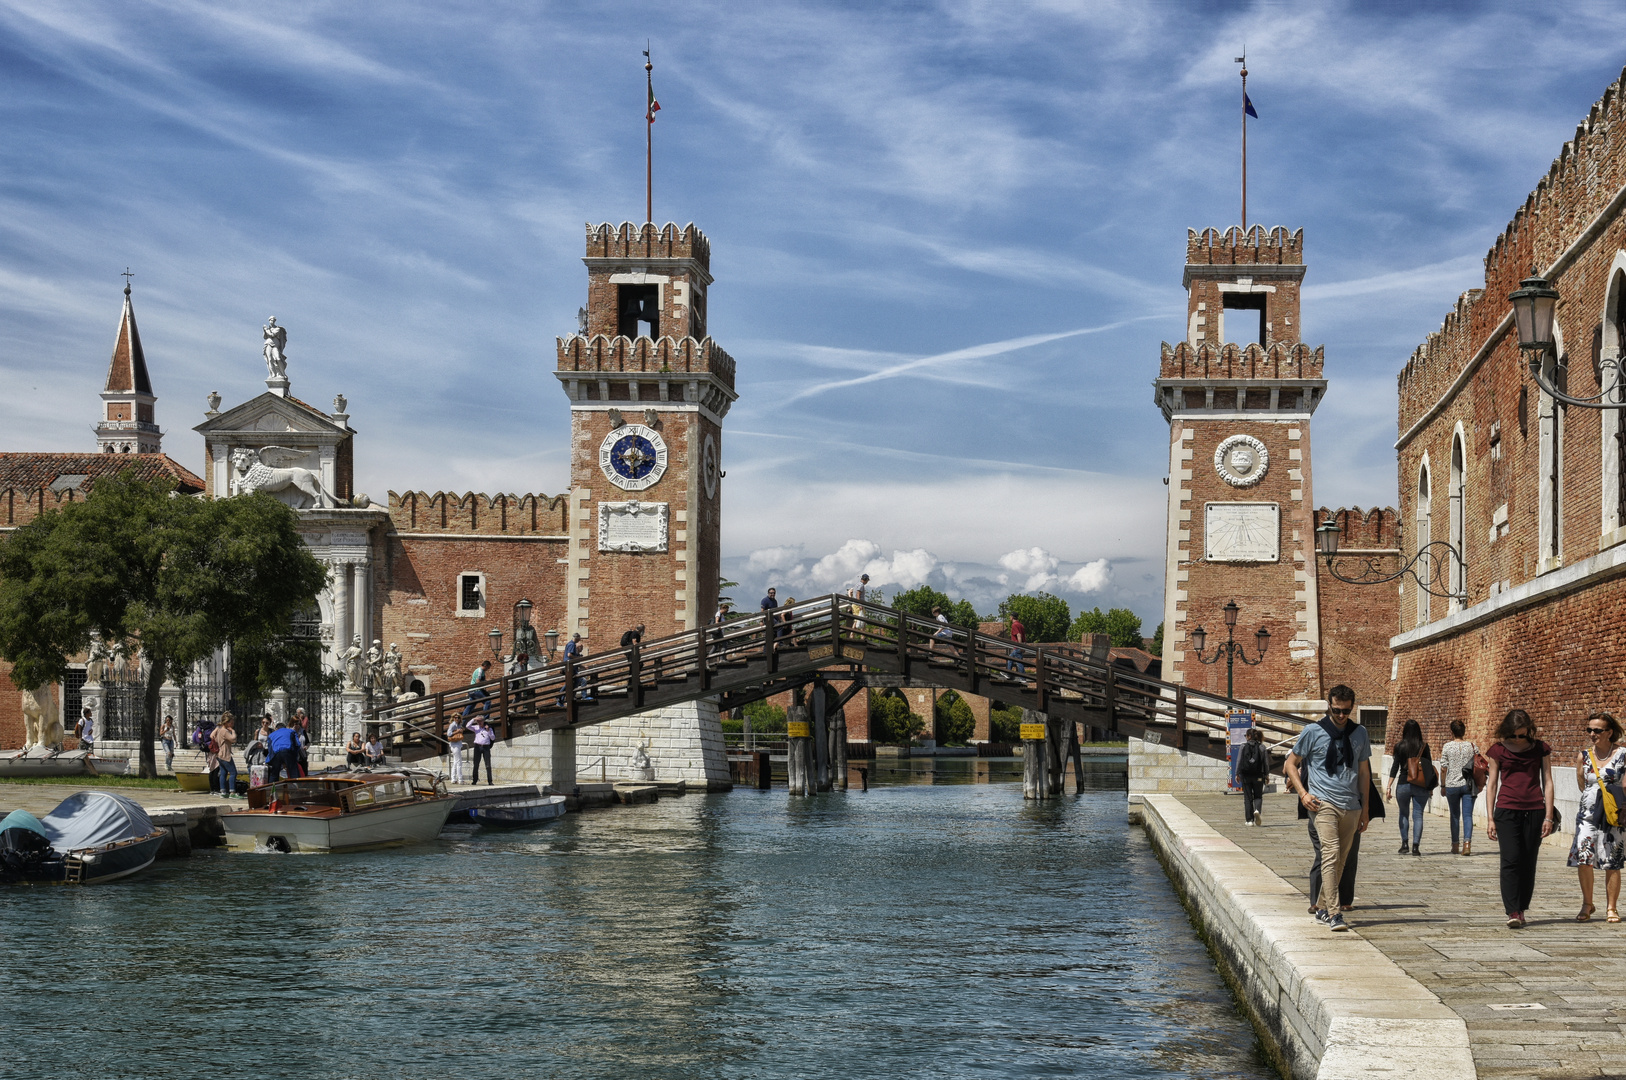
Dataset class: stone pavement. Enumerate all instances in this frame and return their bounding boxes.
[1181,792,1626,1080]
[0,781,237,818]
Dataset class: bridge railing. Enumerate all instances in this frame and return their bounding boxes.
[362,593,1314,758]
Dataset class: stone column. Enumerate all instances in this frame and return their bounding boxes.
[547,727,577,793]
[268,688,289,726]
[332,561,350,656]
[352,561,369,654]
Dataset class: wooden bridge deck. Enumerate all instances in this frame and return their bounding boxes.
[367,595,1310,761]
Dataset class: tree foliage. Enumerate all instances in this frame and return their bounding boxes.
[997,591,1071,644]
[0,474,329,777]
[742,698,787,733]
[936,690,975,745]
[869,690,925,745]
[1069,606,1145,648]
[989,703,1024,743]
[1149,621,1164,657]
[887,585,980,629]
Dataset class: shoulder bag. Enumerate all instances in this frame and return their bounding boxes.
[1589,748,1623,828]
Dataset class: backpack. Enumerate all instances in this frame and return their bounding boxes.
[1238,741,1267,779]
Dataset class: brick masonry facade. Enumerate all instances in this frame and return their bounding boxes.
[1392,67,1626,758]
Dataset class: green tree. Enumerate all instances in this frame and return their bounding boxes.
[998,592,1071,643]
[1069,606,1144,647]
[1149,621,1164,657]
[742,698,787,733]
[889,584,979,629]
[989,703,1024,743]
[0,474,330,778]
[869,690,925,745]
[936,690,975,745]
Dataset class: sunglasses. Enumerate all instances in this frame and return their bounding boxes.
[1328,707,1353,715]
[1587,727,1611,735]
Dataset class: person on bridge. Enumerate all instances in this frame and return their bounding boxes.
[1007,615,1027,677]
[445,716,466,784]
[1284,685,1371,932]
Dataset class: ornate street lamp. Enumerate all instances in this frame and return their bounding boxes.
[1509,270,1626,409]
[1315,511,1466,603]
[1189,600,1269,699]
[544,628,559,664]
[488,626,504,662]
[512,599,540,661]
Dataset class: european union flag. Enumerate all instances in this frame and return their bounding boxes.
[1244,93,1259,119]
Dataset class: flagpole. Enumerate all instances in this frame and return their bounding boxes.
[645,49,654,225]
[1239,55,1248,233]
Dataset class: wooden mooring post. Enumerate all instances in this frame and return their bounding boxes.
[1021,708,1049,801]
[786,704,814,796]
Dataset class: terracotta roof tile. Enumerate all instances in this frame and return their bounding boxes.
[0,453,203,494]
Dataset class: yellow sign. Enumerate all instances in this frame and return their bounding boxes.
[1019,723,1047,741]
[787,721,811,738]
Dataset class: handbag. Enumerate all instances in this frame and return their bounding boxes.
[1471,752,1490,795]
[449,730,465,743]
[1589,749,1623,828]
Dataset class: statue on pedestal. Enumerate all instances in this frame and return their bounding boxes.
[263,317,288,379]
[366,639,383,690]
[384,643,405,699]
[85,637,111,685]
[339,635,365,691]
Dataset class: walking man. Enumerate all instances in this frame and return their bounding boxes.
[1007,614,1027,676]
[1283,684,1371,931]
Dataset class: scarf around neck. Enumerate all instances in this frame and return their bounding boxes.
[1317,716,1355,776]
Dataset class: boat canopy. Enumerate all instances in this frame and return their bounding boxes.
[0,810,47,838]
[40,792,155,852]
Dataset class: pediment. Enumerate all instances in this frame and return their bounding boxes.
[195,393,345,439]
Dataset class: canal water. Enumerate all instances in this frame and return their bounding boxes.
[0,765,1272,1080]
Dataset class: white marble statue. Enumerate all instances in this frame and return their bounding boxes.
[263,316,288,379]
[632,736,655,781]
[85,637,111,685]
[339,635,365,691]
[230,446,333,509]
[21,685,62,752]
[384,643,405,698]
[366,639,383,690]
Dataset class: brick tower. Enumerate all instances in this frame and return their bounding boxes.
[555,221,735,788]
[1154,226,1327,712]
[95,282,161,454]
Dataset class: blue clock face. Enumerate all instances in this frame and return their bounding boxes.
[610,434,657,481]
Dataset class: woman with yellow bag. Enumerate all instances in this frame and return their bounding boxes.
[1569,712,1626,923]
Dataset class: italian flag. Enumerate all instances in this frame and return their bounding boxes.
[647,83,661,123]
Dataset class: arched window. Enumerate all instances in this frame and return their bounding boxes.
[1450,431,1466,608]
[1602,263,1626,534]
[1417,459,1432,624]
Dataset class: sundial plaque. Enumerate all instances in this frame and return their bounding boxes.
[1204,502,1280,563]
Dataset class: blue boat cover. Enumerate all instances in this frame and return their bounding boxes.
[0,810,46,837]
[40,792,155,852]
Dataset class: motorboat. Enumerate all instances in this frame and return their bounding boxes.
[0,749,129,778]
[220,770,455,853]
[0,791,165,884]
[464,793,568,829]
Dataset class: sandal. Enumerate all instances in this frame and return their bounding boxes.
[1609,909,1621,924]
[1578,904,1595,922]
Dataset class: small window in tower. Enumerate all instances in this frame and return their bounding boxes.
[617,284,660,339]
[1222,292,1267,346]
[459,573,485,614]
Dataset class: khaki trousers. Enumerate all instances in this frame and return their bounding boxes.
[1313,804,1361,913]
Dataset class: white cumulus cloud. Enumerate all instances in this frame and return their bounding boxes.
[1066,559,1113,593]
[998,546,1060,591]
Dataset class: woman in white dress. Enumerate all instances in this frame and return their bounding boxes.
[1569,711,1626,923]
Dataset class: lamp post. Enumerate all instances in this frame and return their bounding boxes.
[488,627,504,662]
[544,628,559,664]
[1314,510,1466,603]
[1508,270,1626,410]
[512,599,540,662]
[1189,600,1269,699]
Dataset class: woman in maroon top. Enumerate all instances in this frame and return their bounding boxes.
[1485,709,1556,928]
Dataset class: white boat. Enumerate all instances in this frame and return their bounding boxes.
[0,749,129,778]
[220,771,455,853]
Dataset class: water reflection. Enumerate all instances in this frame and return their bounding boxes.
[0,785,1268,1080]
[864,754,1128,790]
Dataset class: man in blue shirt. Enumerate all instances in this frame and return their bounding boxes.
[266,721,299,784]
[1284,685,1371,932]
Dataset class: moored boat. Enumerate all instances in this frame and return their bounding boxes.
[0,792,165,884]
[220,770,455,853]
[471,794,567,829]
[0,749,129,778]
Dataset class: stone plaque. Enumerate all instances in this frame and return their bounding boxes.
[1204,502,1280,563]
[598,500,669,553]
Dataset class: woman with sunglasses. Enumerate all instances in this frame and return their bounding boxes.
[1485,709,1556,928]
[1568,712,1626,923]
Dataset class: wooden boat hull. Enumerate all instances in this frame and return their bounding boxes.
[220,795,455,853]
[472,795,567,829]
[4,831,164,885]
[0,754,128,778]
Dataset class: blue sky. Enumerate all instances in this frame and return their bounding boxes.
[2,2,1624,632]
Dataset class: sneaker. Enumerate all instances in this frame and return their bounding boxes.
[1327,913,1350,932]
[1398,842,1410,854]
[1314,909,1331,925]
[1411,844,1421,856]
[1506,912,1523,928]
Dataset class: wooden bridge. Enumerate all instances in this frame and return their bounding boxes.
[365,595,1312,760]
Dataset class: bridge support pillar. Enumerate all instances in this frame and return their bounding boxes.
[832,698,848,791]
[547,726,577,793]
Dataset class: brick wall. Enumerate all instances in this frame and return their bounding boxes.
[1315,506,1400,715]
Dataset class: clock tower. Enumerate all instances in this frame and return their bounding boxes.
[1154,226,1328,712]
[556,220,736,646]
